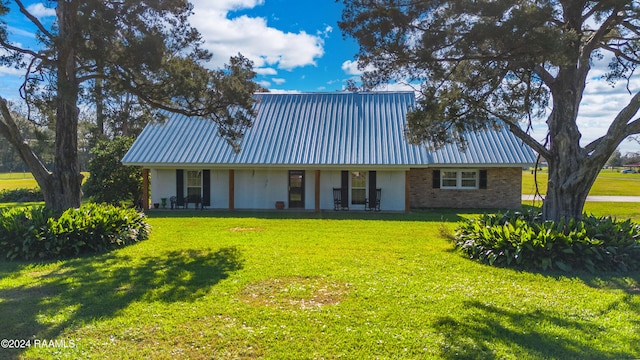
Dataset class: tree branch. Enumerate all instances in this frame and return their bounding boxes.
[0,37,43,59]
[582,10,621,55]
[584,91,640,154]
[464,94,550,159]
[0,97,51,186]
[15,0,55,41]
[501,118,550,159]
[533,65,556,87]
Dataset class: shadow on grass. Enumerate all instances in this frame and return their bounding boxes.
[434,299,639,359]
[0,247,243,359]
[142,208,509,222]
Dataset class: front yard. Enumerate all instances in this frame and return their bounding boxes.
[1,209,639,359]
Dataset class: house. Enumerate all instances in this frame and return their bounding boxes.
[122,92,536,211]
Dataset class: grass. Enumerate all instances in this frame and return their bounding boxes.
[0,172,34,180]
[3,170,639,196]
[523,168,640,196]
[0,173,37,191]
[1,209,639,359]
[0,172,89,191]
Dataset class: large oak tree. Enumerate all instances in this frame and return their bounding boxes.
[340,0,640,221]
[0,0,259,211]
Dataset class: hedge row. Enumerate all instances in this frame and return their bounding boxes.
[455,210,640,273]
[0,203,150,260]
[0,188,44,203]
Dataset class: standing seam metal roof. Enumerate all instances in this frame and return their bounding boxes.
[122,92,536,167]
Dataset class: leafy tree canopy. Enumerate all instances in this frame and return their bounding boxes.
[0,0,259,210]
[83,136,142,205]
[340,0,640,220]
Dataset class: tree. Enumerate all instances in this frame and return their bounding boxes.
[606,150,623,168]
[623,151,640,165]
[0,0,259,211]
[339,0,640,221]
[83,136,142,205]
[0,103,54,172]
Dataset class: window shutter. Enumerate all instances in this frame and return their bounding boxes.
[176,169,184,205]
[202,170,211,206]
[341,171,349,208]
[432,170,440,189]
[479,170,487,189]
[368,171,377,204]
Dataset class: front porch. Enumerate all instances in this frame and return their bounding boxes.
[141,168,411,213]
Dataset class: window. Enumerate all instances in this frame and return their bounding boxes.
[441,171,458,188]
[461,171,477,188]
[441,170,478,189]
[351,171,366,204]
[186,170,202,198]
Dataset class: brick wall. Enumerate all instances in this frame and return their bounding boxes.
[409,167,522,209]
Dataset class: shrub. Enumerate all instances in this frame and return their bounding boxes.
[83,136,142,205]
[0,188,44,202]
[0,203,150,260]
[454,210,640,273]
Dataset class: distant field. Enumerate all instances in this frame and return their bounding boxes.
[522,168,640,196]
[0,172,89,190]
[0,173,38,190]
[1,171,639,196]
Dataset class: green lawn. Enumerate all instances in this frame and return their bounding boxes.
[0,172,89,191]
[1,210,639,359]
[2,170,640,196]
[523,168,640,196]
[0,172,38,191]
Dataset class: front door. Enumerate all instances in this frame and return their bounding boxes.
[288,170,305,208]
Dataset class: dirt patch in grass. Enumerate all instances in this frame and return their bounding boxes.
[240,276,350,310]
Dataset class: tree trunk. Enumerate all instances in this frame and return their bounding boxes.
[541,63,586,221]
[543,163,598,221]
[0,99,54,197]
[47,0,82,212]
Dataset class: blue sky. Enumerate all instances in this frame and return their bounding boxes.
[1,0,639,154]
[201,0,360,92]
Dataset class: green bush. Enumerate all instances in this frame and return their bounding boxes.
[83,136,142,205]
[454,210,640,273]
[0,188,44,202]
[0,203,150,260]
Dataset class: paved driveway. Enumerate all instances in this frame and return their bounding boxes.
[522,195,640,202]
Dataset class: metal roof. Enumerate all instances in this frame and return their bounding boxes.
[122,92,536,167]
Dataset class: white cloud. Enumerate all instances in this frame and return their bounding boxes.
[574,56,640,152]
[0,66,24,77]
[255,67,277,76]
[272,78,286,85]
[0,46,28,77]
[373,82,420,93]
[341,59,375,76]
[317,25,333,38]
[26,3,56,19]
[264,89,301,94]
[6,26,36,39]
[341,60,361,75]
[190,3,325,71]
[257,80,271,88]
[205,0,265,11]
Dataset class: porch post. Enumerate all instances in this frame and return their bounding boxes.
[142,168,149,210]
[315,170,321,212]
[405,170,411,213]
[229,169,235,211]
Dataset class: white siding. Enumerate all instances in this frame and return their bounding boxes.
[210,170,229,209]
[149,168,407,211]
[151,169,176,206]
[234,169,288,210]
